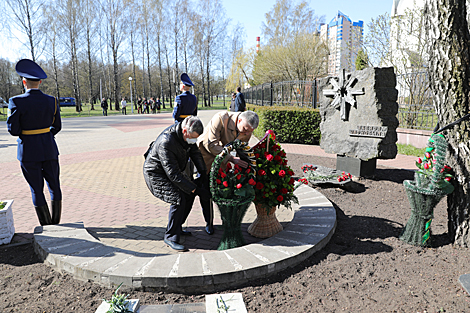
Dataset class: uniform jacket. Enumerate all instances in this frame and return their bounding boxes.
[197,111,251,173]
[7,89,61,162]
[143,122,206,205]
[173,91,197,122]
[234,92,246,112]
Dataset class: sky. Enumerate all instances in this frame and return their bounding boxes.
[0,0,393,62]
[221,0,393,48]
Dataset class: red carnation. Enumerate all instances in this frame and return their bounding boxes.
[259,169,266,176]
[216,179,222,184]
[266,154,274,161]
[236,183,242,189]
[279,170,286,177]
[236,174,241,180]
[248,178,256,185]
[256,182,264,190]
[223,181,229,187]
[277,195,284,202]
[281,188,288,194]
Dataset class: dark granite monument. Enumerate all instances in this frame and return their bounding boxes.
[318,67,399,177]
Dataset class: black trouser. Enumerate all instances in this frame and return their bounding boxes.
[165,191,195,243]
[21,159,62,207]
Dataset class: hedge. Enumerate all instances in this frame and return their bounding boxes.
[247,104,321,145]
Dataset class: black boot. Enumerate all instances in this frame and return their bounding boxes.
[51,200,62,225]
[35,205,52,226]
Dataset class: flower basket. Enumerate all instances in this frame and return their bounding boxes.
[399,134,454,247]
[247,204,283,238]
[209,140,256,250]
[249,130,298,238]
[0,200,15,245]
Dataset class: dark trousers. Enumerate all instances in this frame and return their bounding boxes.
[21,159,62,207]
[165,191,195,243]
[102,109,107,116]
[121,107,126,115]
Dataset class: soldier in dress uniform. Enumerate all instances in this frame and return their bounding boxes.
[173,73,197,123]
[7,59,62,226]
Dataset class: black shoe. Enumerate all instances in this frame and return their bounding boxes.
[181,229,192,236]
[205,225,214,235]
[164,238,187,252]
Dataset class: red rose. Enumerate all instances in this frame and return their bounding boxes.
[236,174,241,180]
[221,172,227,178]
[235,164,241,170]
[277,195,283,202]
[279,170,286,177]
[266,154,274,161]
[274,155,281,162]
[272,145,279,151]
[248,178,256,185]
[236,183,242,189]
[256,182,264,190]
[288,170,294,176]
[216,179,222,184]
[445,177,451,181]
[245,168,251,173]
[289,178,295,185]
[226,163,232,170]
[281,188,288,194]
[271,188,276,193]
[255,153,260,158]
[223,181,229,187]
[259,169,266,176]
[234,169,239,174]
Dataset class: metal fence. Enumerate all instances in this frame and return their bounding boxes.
[245,72,438,130]
[244,80,317,108]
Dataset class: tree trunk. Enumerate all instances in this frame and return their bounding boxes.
[425,0,470,246]
[157,33,165,109]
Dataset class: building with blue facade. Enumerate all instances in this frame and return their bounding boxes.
[320,11,363,75]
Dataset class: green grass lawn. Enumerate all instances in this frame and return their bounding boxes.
[396,143,425,157]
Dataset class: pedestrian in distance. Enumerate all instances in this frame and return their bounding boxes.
[229,92,236,112]
[173,73,197,123]
[234,86,246,112]
[7,59,63,226]
[137,97,142,114]
[101,97,108,116]
[143,116,210,252]
[156,97,162,113]
[121,97,127,115]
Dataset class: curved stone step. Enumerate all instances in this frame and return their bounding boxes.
[33,184,336,292]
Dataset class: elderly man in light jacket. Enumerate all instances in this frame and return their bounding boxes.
[197,110,259,234]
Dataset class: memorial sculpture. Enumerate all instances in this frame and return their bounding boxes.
[318,67,399,176]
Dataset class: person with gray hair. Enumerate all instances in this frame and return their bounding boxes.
[143,116,209,251]
[197,110,260,234]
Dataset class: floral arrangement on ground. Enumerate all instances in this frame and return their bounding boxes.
[252,130,298,213]
[301,164,351,184]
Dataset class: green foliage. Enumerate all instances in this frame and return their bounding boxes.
[396,144,426,157]
[0,202,5,210]
[248,104,321,144]
[355,50,369,70]
[103,283,133,313]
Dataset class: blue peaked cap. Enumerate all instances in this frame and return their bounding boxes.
[180,73,194,86]
[15,59,47,80]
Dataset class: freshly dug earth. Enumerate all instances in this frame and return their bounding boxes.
[1,153,470,312]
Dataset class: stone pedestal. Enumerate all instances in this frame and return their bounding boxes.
[336,155,376,177]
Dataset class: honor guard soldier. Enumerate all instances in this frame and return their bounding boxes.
[7,59,62,226]
[173,73,197,123]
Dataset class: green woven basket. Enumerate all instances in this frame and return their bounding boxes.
[209,140,256,250]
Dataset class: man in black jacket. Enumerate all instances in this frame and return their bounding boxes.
[143,116,210,251]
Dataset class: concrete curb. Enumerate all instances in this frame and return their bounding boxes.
[33,184,336,293]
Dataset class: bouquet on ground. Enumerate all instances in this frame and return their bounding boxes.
[252,130,298,213]
[301,164,351,183]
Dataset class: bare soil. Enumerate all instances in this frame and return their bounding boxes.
[1,153,470,312]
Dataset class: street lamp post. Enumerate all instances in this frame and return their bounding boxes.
[129,77,133,114]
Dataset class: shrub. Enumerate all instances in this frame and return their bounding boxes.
[247,104,321,144]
